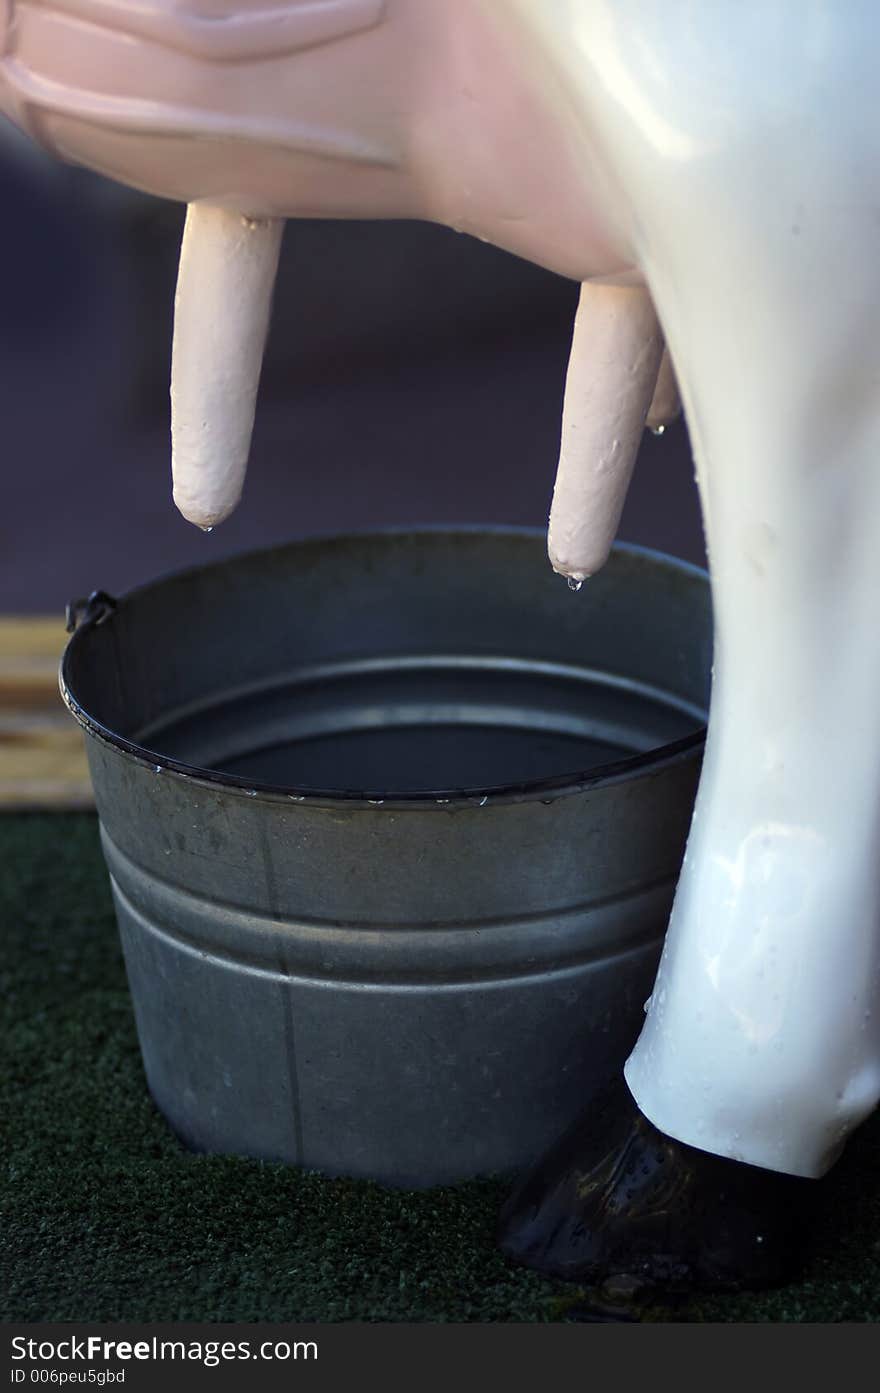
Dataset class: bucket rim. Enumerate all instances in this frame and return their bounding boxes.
[60,525,709,809]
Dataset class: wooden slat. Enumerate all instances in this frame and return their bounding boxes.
[0,618,94,809]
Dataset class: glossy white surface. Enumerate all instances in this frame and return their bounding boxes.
[509,0,880,1175]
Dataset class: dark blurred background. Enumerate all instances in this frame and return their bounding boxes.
[0,122,705,615]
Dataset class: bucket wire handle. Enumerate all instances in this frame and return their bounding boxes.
[65,590,118,634]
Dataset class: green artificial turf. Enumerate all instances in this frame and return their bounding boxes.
[1,813,878,1323]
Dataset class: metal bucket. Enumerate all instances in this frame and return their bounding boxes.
[61,528,711,1187]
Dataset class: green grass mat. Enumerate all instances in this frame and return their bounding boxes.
[1,814,878,1322]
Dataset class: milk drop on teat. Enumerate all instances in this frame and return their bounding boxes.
[548,281,664,585]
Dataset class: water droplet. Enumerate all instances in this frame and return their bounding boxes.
[289,795,306,803]
[479,795,489,807]
[436,798,450,804]
[650,424,666,437]
[367,798,385,806]
[245,789,257,798]
[567,577,583,593]
[200,525,214,534]
[154,765,162,775]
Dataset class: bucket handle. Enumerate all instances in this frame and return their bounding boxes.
[65,590,118,634]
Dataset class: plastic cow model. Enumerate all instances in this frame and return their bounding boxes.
[3,1,879,1288]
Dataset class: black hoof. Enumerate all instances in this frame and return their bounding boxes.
[498,1075,814,1292]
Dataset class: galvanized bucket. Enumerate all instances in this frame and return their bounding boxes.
[61,528,711,1187]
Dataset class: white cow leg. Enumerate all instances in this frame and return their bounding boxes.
[499,18,880,1278]
[500,248,880,1281]
[625,286,880,1181]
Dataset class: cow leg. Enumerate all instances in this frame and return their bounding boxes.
[499,13,880,1288]
[500,257,880,1285]
[623,317,880,1186]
